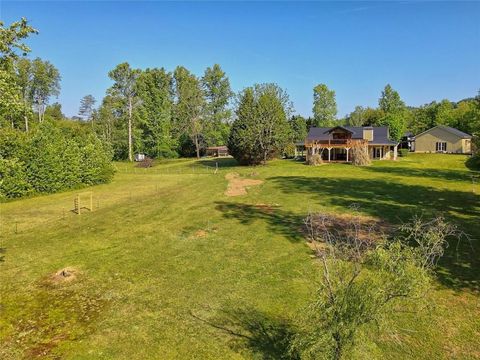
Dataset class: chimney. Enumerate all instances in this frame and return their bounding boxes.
[363,127,374,141]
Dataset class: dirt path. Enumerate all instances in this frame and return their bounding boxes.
[224,173,263,196]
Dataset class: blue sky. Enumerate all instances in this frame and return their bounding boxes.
[2,1,479,118]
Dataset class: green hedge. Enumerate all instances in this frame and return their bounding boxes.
[0,122,115,200]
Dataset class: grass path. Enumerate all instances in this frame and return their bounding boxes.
[0,154,479,359]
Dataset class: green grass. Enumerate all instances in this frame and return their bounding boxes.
[0,154,479,359]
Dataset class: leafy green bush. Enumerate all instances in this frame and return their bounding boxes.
[399,148,409,157]
[0,121,115,199]
[283,143,296,159]
[0,158,33,199]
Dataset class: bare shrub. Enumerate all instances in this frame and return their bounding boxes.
[306,154,323,166]
[136,157,154,168]
[351,141,371,166]
[293,211,464,360]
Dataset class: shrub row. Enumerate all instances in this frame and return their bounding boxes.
[0,122,115,199]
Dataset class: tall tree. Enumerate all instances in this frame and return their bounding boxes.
[379,84,405,114]
[108,62,140,162]
[0,17,37,69]
[313,84,337,127]
[345,106,366,126]
[135,68,175,158]
[0,18,37,128]
[289,115,308,142]
[201,64,233,146]
[78,94,96,122]
[378,84,407,141]
[173,66,205,159]
[228,83,291,165]
[14,58,34,131]
[30,58,61,123]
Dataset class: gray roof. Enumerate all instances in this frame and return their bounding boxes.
[306,126,398,145]
[414,125,472,139]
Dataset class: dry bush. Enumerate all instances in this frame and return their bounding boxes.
[306,154,323,166]
[136,157,154,168]
[351,142,371,166]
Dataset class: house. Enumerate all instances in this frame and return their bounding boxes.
[206,146,229,157]
[134,153,146,162]
[413,125,472,154]
[305,126,399,162]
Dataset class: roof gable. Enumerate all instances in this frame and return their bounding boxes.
[306,126,397,145]
[414,125,472,139]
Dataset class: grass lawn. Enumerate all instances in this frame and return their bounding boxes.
[0,154,479,359]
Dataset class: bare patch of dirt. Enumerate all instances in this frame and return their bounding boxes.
[225,173,263,197]
[194,230,208,238]
[49,267,78,284]
[305,212,392,251]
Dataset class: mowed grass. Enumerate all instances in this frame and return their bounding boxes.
[0,154,479,359]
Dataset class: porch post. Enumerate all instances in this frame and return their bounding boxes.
[327,147,331,162]
[345,147,350,162]
[393,145,398,160]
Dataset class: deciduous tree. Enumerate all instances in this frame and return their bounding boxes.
[313,84,337,127]
[173,66,205,159]
[108,62,140,161]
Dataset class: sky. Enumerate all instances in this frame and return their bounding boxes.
[1,1,479,118]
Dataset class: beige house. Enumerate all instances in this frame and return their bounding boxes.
[414,126,472,154]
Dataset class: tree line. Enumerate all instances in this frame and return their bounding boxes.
[0,18,114,199]
[1,18,479,174]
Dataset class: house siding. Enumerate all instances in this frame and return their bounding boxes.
[415,127,467,153]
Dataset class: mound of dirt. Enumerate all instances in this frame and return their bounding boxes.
[49,267,78,284]
[225,173,263,197]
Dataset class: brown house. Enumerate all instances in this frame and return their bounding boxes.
[206,146,229,157]
[413,126,472,154]
[305,126,399,162]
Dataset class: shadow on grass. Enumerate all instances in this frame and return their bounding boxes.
[215,201,304,242]
[191,306,299,359]
[198,157,239,169]
[0,247,5,262]
[365,166,479,182]
[267,175,480,291]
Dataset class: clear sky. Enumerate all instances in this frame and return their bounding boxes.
[1,1,479,118]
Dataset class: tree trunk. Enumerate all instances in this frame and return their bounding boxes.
[24,98,29,132]
[128,97,133,162]
[194,134,200,159]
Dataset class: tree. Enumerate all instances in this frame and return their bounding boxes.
[0,17,37,68]
[294,212,460,359]
[201,64,233,146]
[228,83,292,165]
[135,68,175,158]
[30,58,61,123]
[0,68,24,128]
[313,84,337,127]
[345,106,366,126]
[15,58,34,131]
[78,94,96,122]
[289,115,308,142]
[378,85,407,141]
[108,62,140,162]
[44,102,63,121]
[379,84,405,114]
[173,66,205,159]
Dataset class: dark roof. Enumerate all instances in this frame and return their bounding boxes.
[414,125,472,139]
[306,126,397,145]
[323,126,353,134]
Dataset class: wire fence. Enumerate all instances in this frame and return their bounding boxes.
[0,164,226,239]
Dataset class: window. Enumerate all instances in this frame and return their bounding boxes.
[435,142,447,152]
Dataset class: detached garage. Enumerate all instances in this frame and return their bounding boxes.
[414,125,472,154]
